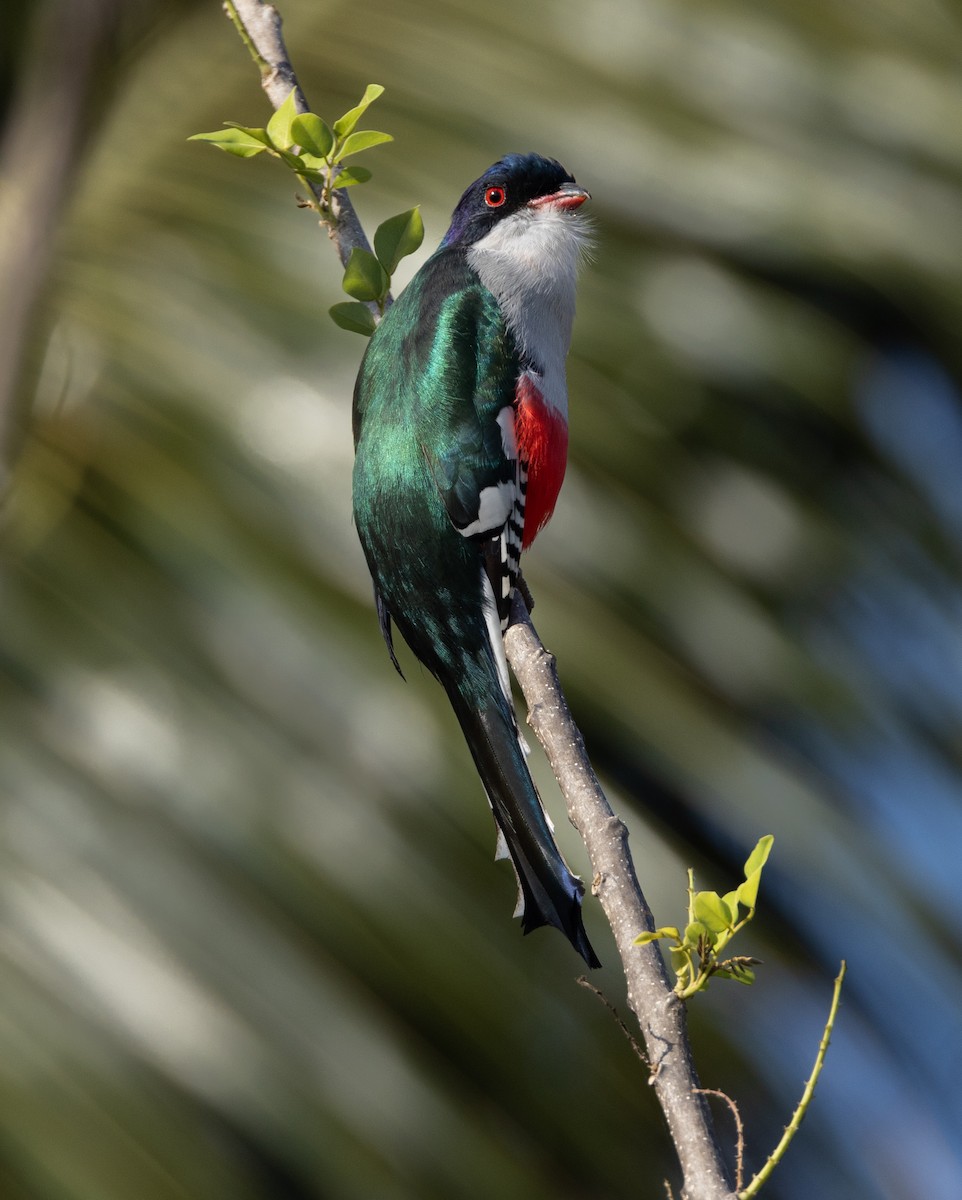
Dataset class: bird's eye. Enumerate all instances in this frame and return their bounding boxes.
[484,186,507,208]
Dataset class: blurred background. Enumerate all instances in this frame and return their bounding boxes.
[3,1,962,1197]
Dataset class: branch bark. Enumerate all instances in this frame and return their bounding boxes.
[505,596,735,1200]
[225,3,736,1196]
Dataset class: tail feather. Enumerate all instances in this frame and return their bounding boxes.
[448,689,600,968]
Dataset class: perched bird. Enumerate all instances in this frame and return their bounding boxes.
[352,153,598,966]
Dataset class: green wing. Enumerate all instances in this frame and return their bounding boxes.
[353,248,521,539]
[352,248,522,674]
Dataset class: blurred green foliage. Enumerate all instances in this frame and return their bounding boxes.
[3,2,962,1198]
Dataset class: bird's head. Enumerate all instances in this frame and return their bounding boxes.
[440,153,590,250]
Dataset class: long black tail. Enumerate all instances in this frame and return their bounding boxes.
[448,688,600,968]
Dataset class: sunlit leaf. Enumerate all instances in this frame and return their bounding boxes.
[266,86,300,150]
[334,130,393,162]
[634,925,679,945]
[333,83,385,138]
[291,112,334,158]
[737,868,763,911]
[187,128,267,157]
[744,835,774,880]
[693,891,733,933]
[222,122,271,144]
[683,921,710,947]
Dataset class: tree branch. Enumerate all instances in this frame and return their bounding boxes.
[224,3,736,1196]
[222,0,374,270]
[739,961,846,1199]
[505,596,735,1199]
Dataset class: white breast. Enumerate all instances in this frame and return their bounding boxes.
[467,207,590,418]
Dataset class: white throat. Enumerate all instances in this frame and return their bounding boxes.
[467,207,590,417]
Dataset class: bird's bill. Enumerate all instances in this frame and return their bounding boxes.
[528,182,590,211]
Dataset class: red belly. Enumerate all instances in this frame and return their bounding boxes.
[515,375,568,549]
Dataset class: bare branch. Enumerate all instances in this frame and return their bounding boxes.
[222,5,736,1196]
[740,962,846,1199]
[694,1089,745,1193]
[577,975,649,1067]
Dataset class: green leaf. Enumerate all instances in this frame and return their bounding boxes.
[734,835,773,910]
[341,248,389,303]
[187,128,268,158]
[374,207,424,275]
[222,123,271,144]
[329,302,377,336]
[744,834,774,879]
[291,113,334,159]
[332,166,373,188]
[633,925,680,946]
[276,149,306,171]
[266,87,300,150]
[722,889,742,916]
[333,83,385,138]
[693,891,733,933]
[737,867,763,910]
[683,920,709,947]
[669,946,693,987]
[334,130,393,162]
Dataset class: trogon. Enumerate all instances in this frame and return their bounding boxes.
[352,153,597,966]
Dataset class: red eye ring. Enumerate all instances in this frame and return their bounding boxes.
[484,185,507,208]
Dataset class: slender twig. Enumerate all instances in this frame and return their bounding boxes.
[222,5,736,1197]
[739,962,847,1199]
[577,975,648,1066]
[222,0,269,76]
[695,1089,745,1193]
